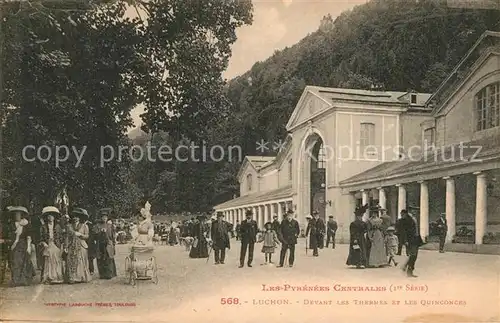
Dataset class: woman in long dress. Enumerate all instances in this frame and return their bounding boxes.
[95,211,117,279]
[8,206,36,286]
[65,208,91,283]
[367,212,387,267]
[40,206,64,284]
[346,206,368,269]
[189,215,209,259]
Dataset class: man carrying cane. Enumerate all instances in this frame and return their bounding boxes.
[277,209,300,268]
[210,212,230,265]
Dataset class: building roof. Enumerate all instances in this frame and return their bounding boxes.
[247,156,275,169]
[340,134,500,188]
[214,185,293,210]
[427,30,500,114]
[308,86,431,106]
[236,156,276,181]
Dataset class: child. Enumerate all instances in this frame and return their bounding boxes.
[385,226,399,266]
[258,222,280,265]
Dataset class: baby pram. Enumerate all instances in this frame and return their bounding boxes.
[125,243,158,285]
[125,225,158,286]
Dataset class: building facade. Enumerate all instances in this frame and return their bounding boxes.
[215,31,500,246]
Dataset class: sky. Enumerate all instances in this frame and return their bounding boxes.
[129,0,368,130]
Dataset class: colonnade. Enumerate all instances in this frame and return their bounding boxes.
[221,199,293,230]
[354,172,488,245]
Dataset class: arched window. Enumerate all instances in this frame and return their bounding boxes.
[246,173,253,191]
[476,81,500,131]
[312,141,326,169]
[360,122,375,148]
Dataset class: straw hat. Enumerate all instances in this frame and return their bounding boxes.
[42,206,60,219]
[8,206,29,214]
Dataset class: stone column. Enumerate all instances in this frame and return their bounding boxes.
[419,180,429,239]
[361,189,369,221]
[252,206,258,223]
[396,184,406,218]
[264,204,269,225]
[260,205,265,229]
[443,176,456,242]
[378,187,387,210]
[277,202,283,221]
[474,172,487,245]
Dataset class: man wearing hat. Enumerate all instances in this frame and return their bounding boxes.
[239,209,258,268]
[305,213,321,257]
[326,215,338,249]
[399,209,421,277]
[277,209,300,267]
[210,212,231,265]
[436,213,447,253]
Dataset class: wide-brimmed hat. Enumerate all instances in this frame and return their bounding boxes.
[386,226,395,231]
[245,210,253,217]
[329,215,334,218]
[8,206,29,215]
[42,206,60,218]
[312,210,319,215]
[305,215,312,219]
[264,221,272,228]
[98,208,112,216]
[70,208,89,221]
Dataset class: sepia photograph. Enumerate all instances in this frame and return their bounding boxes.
[0,0,499,322]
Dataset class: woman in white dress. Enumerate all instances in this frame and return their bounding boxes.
[40,206,64,284]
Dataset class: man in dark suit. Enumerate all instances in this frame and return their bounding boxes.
[326,215,338,249]
[239,210,258,268]
[436,213,447,253]
[211,212,231,265]
[400,209,421,277]
[395,216,406,256]
[306,212,324,256]
[277,209,300,267]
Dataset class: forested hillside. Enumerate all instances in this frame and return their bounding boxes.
[135,0,500,213]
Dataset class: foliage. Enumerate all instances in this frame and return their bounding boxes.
[1,0,253,215]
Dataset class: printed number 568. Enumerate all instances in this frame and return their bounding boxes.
[221,298,239,305]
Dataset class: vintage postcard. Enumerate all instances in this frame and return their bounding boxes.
[0,0,499,322]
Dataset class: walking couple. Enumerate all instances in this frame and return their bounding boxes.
[239,209,299,268]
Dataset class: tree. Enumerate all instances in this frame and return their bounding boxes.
[1,1,145,212]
